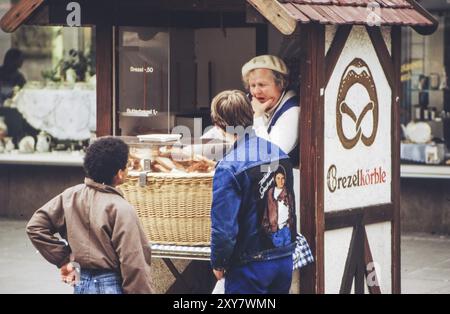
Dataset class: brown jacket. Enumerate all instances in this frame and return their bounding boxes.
[26,178,153,294]
[263,186,295,233]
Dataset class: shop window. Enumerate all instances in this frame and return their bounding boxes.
[0,25,95,151]
[115,26,256,137]
[400,13,450,164]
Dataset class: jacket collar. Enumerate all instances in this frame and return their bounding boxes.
[234,128,257,147]
[84,178,124,198]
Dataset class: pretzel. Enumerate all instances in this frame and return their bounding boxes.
[128,146,216,173]
[186,160,210,173]
[154,157,177,171]
[151,163,170,173]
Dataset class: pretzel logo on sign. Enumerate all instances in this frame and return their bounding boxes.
[336,58,379,150]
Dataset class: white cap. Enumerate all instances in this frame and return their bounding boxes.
[241,55,289,78]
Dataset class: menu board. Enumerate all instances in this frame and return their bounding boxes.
[118,27,169,115]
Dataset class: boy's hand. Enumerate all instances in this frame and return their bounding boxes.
[60,263,77,286]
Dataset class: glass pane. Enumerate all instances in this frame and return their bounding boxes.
[116,26,256,138]
[117,26,169,135]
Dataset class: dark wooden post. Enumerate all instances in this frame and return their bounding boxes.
[255,24,268,55]
[391,25,402,294]
[299,23,325,294]
[95,23,114,136]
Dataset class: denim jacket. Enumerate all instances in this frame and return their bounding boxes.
[210,131,297,270]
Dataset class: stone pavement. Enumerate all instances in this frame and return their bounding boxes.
[402,234,450,293]
[1,218,450,294]
[0,218,72,294]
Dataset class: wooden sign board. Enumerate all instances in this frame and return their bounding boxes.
[324,26,392,212]
[301,24,401,294]
[323,25,395,294]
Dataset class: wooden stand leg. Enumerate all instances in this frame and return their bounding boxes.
[162,258,192,291]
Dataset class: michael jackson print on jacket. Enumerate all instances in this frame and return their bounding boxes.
[258,164,296,249]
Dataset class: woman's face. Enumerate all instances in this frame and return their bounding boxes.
[275,173,285,189]
[248,69,283,111]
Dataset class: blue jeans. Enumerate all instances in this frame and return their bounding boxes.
[224,255,293,294]
[74,269,123,294]
[271,226,292,248]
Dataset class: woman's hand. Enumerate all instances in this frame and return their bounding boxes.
[251,98,273,118]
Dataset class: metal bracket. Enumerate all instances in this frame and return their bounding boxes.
[139,171,150,187]
[142,158,152,171]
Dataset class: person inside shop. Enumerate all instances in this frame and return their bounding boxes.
[242,54,313,274]
[241,55,299,165]
[0,48,26,107]
[210,89,297,294]
[202,55,300,164]
[0,48,36,147]
[26,137,153,294]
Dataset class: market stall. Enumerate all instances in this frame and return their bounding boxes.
[0,0,439,294]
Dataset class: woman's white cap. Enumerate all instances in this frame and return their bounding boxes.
[241,55,289,78]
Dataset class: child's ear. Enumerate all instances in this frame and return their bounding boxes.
[117,168,126,180]
[113,168,126,185]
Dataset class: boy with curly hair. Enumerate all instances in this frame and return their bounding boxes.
[26,137,153,294]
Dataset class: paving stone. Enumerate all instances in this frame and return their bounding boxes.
[401,278,450,294]
[430,284,450,294]
[2,218,450,294]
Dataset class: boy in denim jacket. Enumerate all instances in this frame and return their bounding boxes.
[210,90,296,294]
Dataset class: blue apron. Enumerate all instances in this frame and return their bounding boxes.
[267,96,299,165]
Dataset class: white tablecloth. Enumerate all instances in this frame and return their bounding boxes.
[13,86,96,140]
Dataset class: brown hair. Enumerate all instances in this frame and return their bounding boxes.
[210,90,254,131]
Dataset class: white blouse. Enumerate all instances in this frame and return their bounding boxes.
[274,187,289,229]
[253,90,300,155]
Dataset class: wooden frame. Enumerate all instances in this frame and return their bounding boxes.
[325,25,352,86]
[339,224,382,294]
[366,26,394,90]
[0,0,44,32]
[325,205,393,231]
[247,0,297,35]
[96,24,114,137]
[391,26,402,295]
[299,23,325,294]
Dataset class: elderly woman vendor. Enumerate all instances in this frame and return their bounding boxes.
[241,55,299,165]
[242,55,311,273]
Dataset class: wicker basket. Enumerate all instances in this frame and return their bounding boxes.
[120,172,213,246]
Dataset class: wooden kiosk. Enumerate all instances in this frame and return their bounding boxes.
[1,0,438,293]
